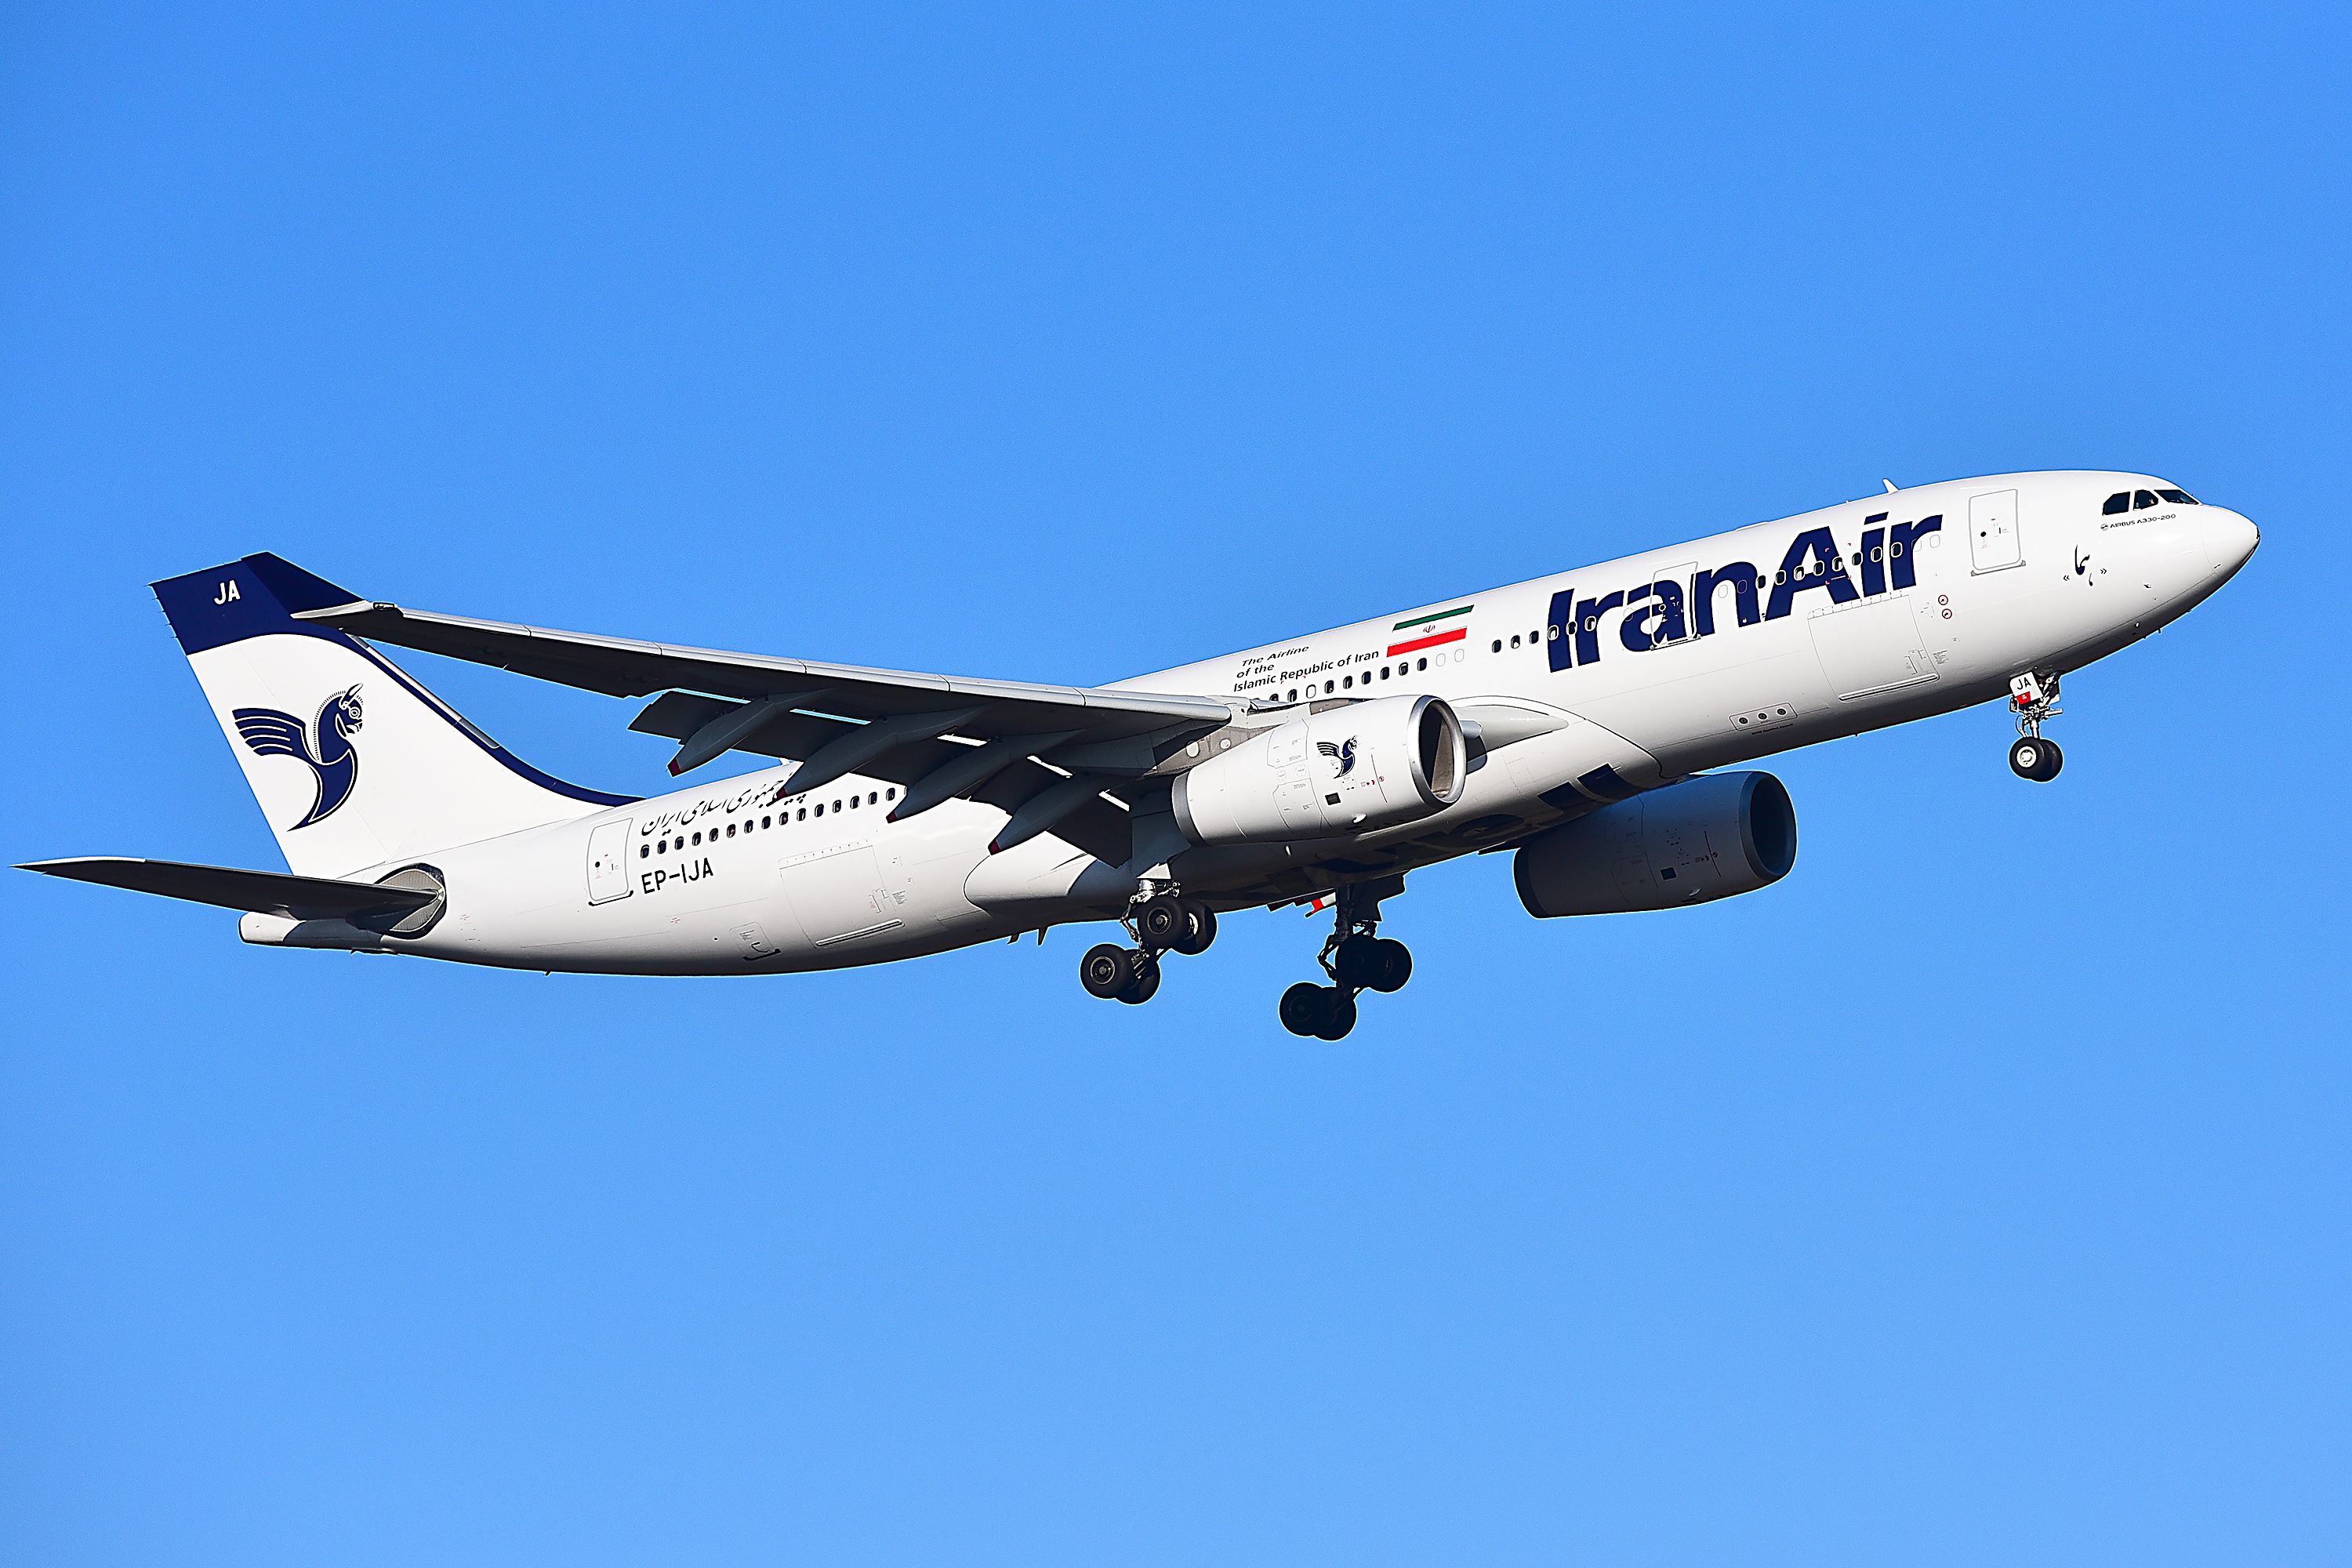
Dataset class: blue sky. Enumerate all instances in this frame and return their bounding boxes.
[5,3,2347,1563]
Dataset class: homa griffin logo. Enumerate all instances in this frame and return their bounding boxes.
[1317,737,1359,777]
[233,686,364,828]
[1547,513,1944,671]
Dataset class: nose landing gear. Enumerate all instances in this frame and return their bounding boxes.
[2007,670,2064,782]
[1279,877,1410,1040]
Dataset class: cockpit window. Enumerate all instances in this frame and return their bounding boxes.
[2103,491,2129,514]
[2132,489,2158,509]
[2157,488,2200,504]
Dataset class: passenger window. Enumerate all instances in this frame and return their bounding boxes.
[762,815,771,829]
[797,808,807,821]
[1509,633,1521,648]
[1342,674,1352,688]
[2157,488,2199,504]
[869,792,879,805]
[1323,680,1334,695]
[691,831,702,845]
[639,844,648,858]
[1378,666,1390,680]
[2103,491,2129,514]
[813,804,822,817]
[726,822,736,837]
[2133,489,2158,509]
[1416,658,1427,671]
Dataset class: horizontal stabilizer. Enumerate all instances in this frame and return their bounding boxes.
[19,857,437,923]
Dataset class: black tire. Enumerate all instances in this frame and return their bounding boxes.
[2009,736,2049,780]
[1080,942,1134,1000]
[1137,896,1185,949]
[1168,899,1218,956]
[1333,933,1384,989]
[1312,989,1358,1040]
[1366,938,1412,993]
[1279,982,1330,1037]
[2034,739,2064,781]
[1116,951,1160,1004]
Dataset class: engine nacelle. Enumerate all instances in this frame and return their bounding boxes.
[1172,694,1468,846]
[1513,771,1796,917]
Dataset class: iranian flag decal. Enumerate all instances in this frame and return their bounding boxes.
[1387,604,1473,657]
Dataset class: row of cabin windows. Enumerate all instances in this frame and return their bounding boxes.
[641,786,899,858]
[2104,488,2199,514]
[1276,656,1433,703]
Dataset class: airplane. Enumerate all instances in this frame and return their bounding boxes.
[22,470,2256,1040]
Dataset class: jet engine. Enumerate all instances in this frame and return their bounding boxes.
[1172,694,1468,846]
[1513,771,1796,917]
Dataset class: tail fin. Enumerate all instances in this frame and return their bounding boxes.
[154,554,634,878]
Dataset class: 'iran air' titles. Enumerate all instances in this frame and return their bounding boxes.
[1548,511,1943,670]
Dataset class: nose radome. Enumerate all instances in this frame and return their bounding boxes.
[2204,507,2259,577]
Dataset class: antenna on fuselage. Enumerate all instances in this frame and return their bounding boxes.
[1882,478,1899,494]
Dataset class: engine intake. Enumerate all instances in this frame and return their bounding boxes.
[1514,771,1796,917]
[1172,694,1467,846]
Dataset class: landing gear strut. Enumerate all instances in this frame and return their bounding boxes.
[2007,670,2064,782]
[1077,885,1215,1004]
[1279,877,1410,1041]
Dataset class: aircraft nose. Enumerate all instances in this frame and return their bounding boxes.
[2204,506,2259,578]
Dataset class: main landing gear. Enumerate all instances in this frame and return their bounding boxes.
[1279,878,1410,1041]
[1079,888,1217,1005]
[2007,670,2064,782]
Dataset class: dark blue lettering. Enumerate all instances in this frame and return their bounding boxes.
[1546,587,1576,670]
[1889,514,1942,590]
[1573,590,1625,666]
[1620,575,1688,651]
[1860,514,1888,596]
[1765,528,1860,619]
[1691,562,1759,635]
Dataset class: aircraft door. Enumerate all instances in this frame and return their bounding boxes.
[1969,488,2024,573]
[586,817,634,904]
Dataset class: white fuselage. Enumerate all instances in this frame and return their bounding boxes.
[264,470,2253,974]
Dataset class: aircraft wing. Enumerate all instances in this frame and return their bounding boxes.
[243,554,1232,860]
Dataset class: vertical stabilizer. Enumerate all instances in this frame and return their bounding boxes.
[154,554,633,878]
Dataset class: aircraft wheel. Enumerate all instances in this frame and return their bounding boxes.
[1116,951,1161,1004]
[1312,989,1358,1040]
[1168,899,1218,956]
[1279,982,1332,1037]
[1333,933,1384,989]
[1137,895,1186,949]
[1365,938,1412,993]
[2009,736,2063,782]
[1081,942,1136,1000]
